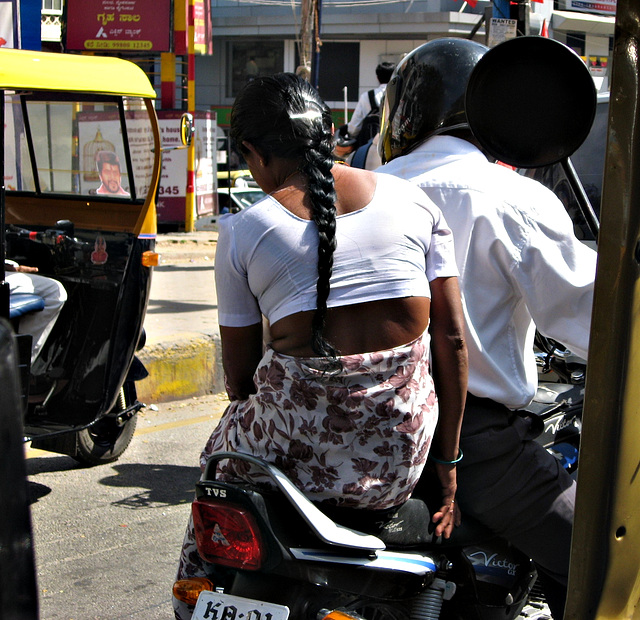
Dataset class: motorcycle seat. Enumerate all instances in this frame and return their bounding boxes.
[322,497,496,550]
[9,293,45,319]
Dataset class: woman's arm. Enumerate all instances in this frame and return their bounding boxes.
[428,275,468,538]
[220,323,264,401]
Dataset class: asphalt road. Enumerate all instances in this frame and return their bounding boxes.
[26,393,229,620]
[26,391,552,620]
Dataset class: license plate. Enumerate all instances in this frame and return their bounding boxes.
[192,590,290,620]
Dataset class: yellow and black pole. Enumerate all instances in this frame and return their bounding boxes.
[184,0,197,232]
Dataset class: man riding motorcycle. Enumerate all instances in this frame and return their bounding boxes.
[377,38,597,619]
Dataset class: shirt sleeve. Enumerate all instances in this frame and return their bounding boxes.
[512,198,596,360]
[215,215,263,327]
[424,205,459,282]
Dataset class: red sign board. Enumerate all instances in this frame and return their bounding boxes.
[66,0,171,52]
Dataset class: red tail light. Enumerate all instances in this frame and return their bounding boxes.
[192,498,265,570]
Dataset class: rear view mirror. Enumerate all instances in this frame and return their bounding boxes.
[466,36,599,238]
[180,113,195,147]
[466,36,596,168]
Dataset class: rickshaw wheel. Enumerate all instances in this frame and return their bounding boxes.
[73,385,138,466]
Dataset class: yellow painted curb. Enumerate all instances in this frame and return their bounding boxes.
[136,335,224,404]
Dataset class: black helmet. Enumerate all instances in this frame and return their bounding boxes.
[379,38,488,164]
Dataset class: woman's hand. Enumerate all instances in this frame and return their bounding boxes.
[431,461,461,539]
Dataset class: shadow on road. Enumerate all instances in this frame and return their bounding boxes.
[145,300,218,314]
[27,454,83,475]
[99,463,201,508]
[153,264,214,273]
[27,481,52,504]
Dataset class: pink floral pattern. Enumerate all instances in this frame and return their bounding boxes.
[173,332,438,618]
[201,330,438,510]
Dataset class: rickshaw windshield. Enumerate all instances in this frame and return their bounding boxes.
[4,93,154,201]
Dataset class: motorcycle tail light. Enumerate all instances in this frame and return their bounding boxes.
[172,577,214,606]
[192,498,265,570]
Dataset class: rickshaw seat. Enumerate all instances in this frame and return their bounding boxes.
[9,294,45,319]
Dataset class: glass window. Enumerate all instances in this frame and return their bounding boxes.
[4,95,35,193]
[227,41,284,98]
[312,42,359,103]
[42,0,63,14]
[123,98,156,199]
[4,94,155,200]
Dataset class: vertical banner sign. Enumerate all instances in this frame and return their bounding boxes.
[0,0,17,48]
[156,110,216,225]
[19,0,41,51]
[193,0,212,55]
[175,0,211,56]
[65,0,172,52]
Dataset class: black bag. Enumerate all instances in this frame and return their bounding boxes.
[354,89,380,148]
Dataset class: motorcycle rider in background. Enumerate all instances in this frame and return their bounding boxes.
[378,38,597,619]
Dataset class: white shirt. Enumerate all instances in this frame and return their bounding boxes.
[379,136,597,409]
[215,172,458,327]
[347,83,386,137]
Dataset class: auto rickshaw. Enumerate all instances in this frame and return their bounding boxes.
[0,48,190,465]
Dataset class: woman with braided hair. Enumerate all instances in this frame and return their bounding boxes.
[174,74,467,616]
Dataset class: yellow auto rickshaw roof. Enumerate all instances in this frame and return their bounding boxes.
[0,48,156,98]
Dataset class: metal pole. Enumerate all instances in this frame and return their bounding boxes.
[561,157,599,240]
[312,0,323,90]
[343,86,348,125]
[1,89,8,320]
[184,0,196,232]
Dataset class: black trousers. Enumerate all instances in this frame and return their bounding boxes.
[455,394,575,619]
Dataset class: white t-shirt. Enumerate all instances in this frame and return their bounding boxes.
[379,135,597,409]
[215,172,458,327]
[347,83,386,137]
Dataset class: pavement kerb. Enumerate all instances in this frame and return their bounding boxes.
[136,333,225,405]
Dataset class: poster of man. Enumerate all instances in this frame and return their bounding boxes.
[95,151,129,196]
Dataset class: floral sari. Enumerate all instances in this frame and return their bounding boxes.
[202,329,438,510]
[174,331,438,618]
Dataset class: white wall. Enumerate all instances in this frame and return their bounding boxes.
[350,39,427,102]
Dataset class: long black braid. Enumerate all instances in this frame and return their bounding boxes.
[230,73,339,359]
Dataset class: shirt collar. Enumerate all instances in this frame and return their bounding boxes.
[414,135,487,161]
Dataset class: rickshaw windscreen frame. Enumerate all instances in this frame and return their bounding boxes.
[6,91,143,201]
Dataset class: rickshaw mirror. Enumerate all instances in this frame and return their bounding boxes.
[465,36,596,169]
[180,113,195,147]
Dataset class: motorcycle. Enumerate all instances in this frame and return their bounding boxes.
[0,47,193,465]
[171,337,585,620]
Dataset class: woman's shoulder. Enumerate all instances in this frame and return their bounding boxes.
[218,194,283,235]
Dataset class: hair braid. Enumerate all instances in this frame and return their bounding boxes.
[300,145,339,358]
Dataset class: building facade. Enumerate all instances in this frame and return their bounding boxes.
[36,0,614,117]
[196,0,614,122]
